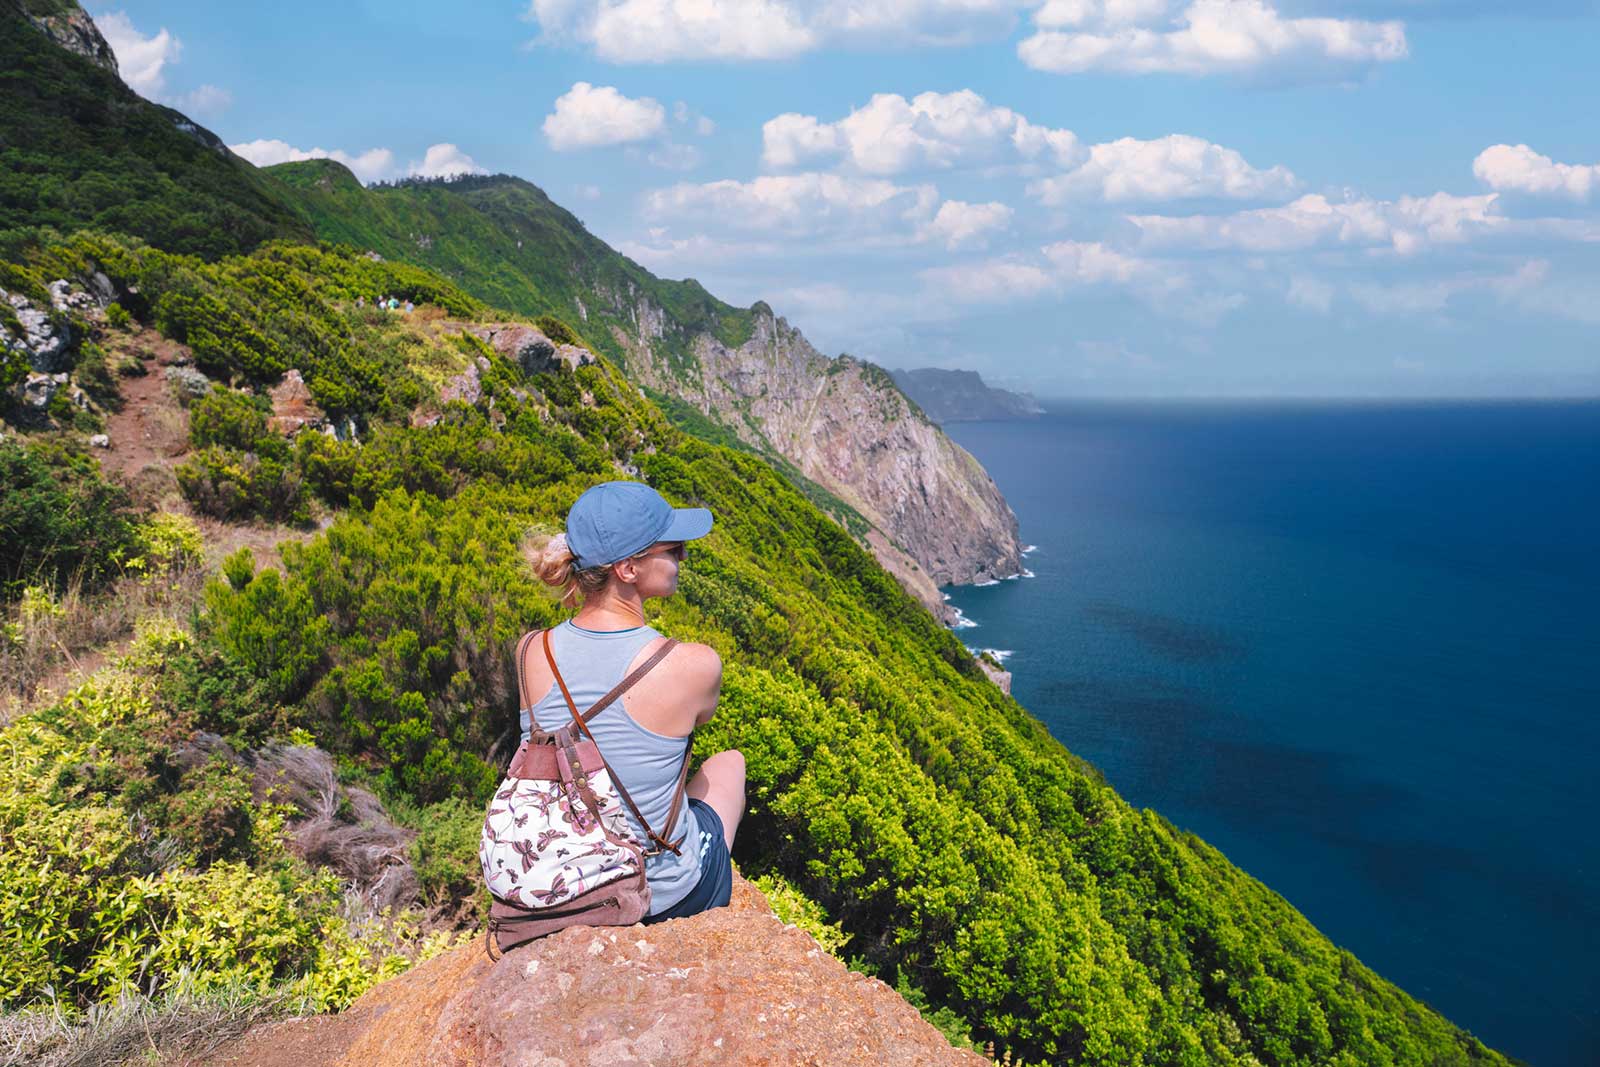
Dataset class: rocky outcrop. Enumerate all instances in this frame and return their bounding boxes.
[976,657,1013,697]
[890,368,1044,424]
[471,324,596,377]
[267,369,327,435]
[616,305,1023,596]
[3,286,73,373]
[22,1,118,73]
[211,877,985,1067]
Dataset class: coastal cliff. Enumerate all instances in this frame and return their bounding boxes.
[617,304,1023,591]
[890,368,1044,424]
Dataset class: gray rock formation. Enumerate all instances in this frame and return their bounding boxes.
[471,324,596,377]
[615,304,1023,596]
[3,287,73,373]
[16,372,64,409]
[163,364,213,402]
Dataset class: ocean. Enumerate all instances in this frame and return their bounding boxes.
[940,400,1600,1067]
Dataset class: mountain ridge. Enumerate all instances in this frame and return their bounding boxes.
[263,159,1023,595]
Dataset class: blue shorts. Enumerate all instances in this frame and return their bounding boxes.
[644,798,733,923]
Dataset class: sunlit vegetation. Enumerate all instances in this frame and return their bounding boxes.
[0,19,1513,1057]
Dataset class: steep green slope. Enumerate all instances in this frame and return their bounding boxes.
[1,232,1512,1066]
[0,0,311,258]
[265,162,754,376]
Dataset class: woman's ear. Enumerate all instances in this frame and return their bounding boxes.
[610,558,641,586]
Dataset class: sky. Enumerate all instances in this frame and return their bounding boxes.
[91,1,1600,398]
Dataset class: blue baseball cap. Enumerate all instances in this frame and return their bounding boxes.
[566,481,713,569]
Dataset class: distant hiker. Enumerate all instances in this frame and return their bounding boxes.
[482,482,743,949]
[403,300,414,313]
[356,295,365,308]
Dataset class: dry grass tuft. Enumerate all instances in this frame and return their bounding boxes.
[251,743,420,911]
[0,562,207,725]
[0,983,284,1067]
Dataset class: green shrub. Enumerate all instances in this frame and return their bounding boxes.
[154,756,258,865]
[104,301,131,328]
[158,644,295,747]
[0,436,138,597]
[188,387,280,455]
[130,512,205,576]
[177,445,306,523]
[533,314,579,346]
[201,551,329,704]
[402,796,488,916]
[752,871,851,956]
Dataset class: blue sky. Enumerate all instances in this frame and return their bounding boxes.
[94,1,1600,397]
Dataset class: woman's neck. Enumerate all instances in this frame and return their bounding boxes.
[572,588,646,630]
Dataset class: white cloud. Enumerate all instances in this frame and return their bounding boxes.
[1041,238,1158,284]
[644,172,940,238]
[94,10,181,96]
[528,0,818,62]
[762,94,1287,208]
[921,239,1178,304]
[920,257,1059,303]
[228,139,397,184]
[172,83,231,118]
[1018,0,1408,79]
[1029,133,1297,203]
[407,143,487,179]
[1129,191,1502,254]
[1473,144,1600,203]
[762,113,846,169]
[762,90,1081,175]
[527,0,1031,61]
[574,183,603,200]
[613,229,785,272]
[921,200,1014,248]
[543,82,666,150]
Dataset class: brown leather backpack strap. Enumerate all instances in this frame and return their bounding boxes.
[541,630,685,856]
[513,629,542,712]
[656,734,695,848]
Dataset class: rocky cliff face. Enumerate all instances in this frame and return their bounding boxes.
[208,877,987,1067]
[613,304,1024,599]
[17,0,118,72]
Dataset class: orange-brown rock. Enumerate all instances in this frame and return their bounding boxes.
[211,876,986,1067]
[267,369,326,435]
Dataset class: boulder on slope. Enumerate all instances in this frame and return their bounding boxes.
[208,876,986,1067]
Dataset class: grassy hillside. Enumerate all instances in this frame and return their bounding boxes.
[0,1,310,258]
[265,162,755,378]
[0,232,1512,1067]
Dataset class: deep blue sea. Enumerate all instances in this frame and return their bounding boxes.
[940,401,1600,1067]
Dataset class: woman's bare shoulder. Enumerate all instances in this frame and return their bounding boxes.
[660,639,722,683]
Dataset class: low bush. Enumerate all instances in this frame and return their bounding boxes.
[177,445,307,524]
[0,436,138,598]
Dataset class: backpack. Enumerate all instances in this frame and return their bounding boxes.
[480,628,693,955]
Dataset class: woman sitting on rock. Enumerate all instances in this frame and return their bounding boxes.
[520,480,744,922]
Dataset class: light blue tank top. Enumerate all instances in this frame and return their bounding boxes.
[519,620,704,915]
